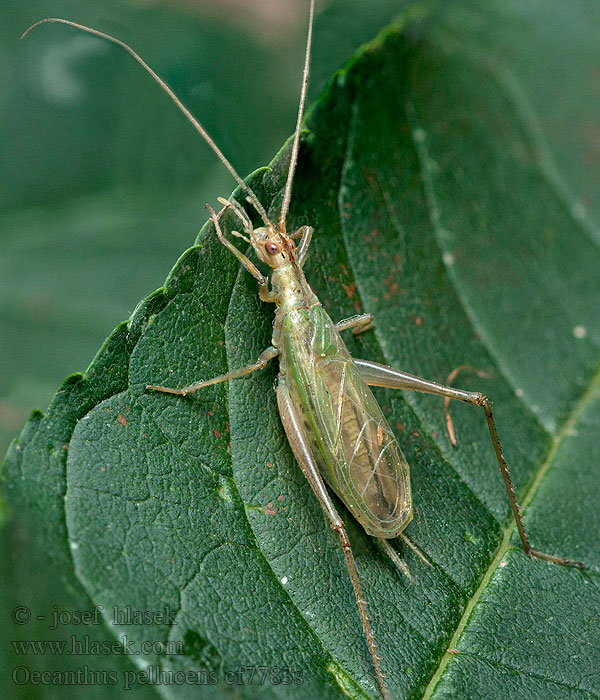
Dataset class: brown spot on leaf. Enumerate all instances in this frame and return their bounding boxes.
[383,270,400,298]
[264,502,277,516]
[117,414,127,427]
[342,282,356,300]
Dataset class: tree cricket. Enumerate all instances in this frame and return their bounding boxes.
[23,3,584,698]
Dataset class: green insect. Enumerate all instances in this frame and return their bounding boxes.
[24,3,584,699]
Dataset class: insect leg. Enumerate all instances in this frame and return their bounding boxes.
[206,205,272,300]
[353,358,584,569]
[146,346,278,396]
[335,313,375,335]
[217,196,254,237]
[443,365,492,446]
[277,381,390,700]
[207,205,276,304]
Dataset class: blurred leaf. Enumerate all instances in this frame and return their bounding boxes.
[2,1,600,699]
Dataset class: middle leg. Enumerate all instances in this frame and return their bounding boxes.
[146,346,279,396]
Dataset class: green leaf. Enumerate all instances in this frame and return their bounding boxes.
[3,2,600,700]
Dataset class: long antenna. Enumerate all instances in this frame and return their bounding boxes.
[21,18,272,227]
[278,0,315,233]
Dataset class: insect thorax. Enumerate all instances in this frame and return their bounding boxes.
[271,263,319,316]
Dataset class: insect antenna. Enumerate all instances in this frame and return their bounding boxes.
[21,18,273,228]
[278,0,315,234]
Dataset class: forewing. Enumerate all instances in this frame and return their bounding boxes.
[280,306,412,537]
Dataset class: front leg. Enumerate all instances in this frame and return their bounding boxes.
[206,205,271,302]
[353,358,584,569]
[212,201,276,304]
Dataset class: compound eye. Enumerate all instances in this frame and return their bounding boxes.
[265,242,281,255]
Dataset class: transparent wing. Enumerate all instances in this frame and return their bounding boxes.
[279,306,412,538]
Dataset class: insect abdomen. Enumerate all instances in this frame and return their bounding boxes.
[279,305,412,538]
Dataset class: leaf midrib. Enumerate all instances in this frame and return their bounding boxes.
[421,358,600,698]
